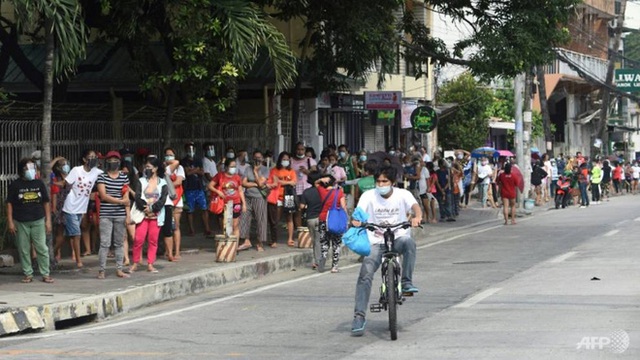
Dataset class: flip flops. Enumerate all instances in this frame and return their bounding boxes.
[237,243,252,251]
[21,275,33,283]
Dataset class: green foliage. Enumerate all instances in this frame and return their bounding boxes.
[437,73,493,150]
[12,0,88,77]
[98,0,297,113]
[624,31,640,68]
[259,0,404,91]
[402,0,579,79]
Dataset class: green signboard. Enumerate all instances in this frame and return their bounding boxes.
[614,69,640,92]
[410,106,438,133]
[374,110,395,126]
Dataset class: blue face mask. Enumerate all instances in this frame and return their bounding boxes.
[25,168,36,180]
[375,185,392,196]
[339,151,347,159]
[228,167,237,175]
[359,155,367,162]
[62,164,71,174]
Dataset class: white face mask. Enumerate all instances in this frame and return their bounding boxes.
[281,160,290,167]
[228,167,237,175]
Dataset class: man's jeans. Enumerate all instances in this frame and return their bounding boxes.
[579,182,589,206]
[354,236,416,317]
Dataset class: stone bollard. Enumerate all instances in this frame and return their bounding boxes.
[297,227,312,248]
[215,235,238,262]
[0,254,15,267]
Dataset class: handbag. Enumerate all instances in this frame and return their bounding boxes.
[283,185,297,213]
[130,204,145,224]
[209,196,224,215]
[325,188,348,235]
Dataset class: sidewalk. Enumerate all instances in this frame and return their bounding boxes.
[0,201,514,337]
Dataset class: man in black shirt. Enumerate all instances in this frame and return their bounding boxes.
[6,158,53,283]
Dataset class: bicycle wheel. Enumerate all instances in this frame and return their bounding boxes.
[386,261,398,340]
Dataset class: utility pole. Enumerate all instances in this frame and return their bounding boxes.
[598,0,627,157]
[523,70,534,203]
[514,73,525,209]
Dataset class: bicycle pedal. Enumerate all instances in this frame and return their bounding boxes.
[370,304,383,313]
[402,292,414,297]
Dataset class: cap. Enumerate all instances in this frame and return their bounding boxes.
[105,150,121,159]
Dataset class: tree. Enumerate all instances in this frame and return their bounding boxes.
[437,73,493,150]
[624,31,640,68]
[11,0,88,185]
[257,0,404,148]
[96,0,298,146]
[402,0,578,79]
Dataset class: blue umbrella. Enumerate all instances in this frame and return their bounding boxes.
[471,147,498,159]
[530,147,541,154]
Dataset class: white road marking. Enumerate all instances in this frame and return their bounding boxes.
[615,220,629,226]
[453,288,502,308]
[549,251,577,263]
[603,229,620,237]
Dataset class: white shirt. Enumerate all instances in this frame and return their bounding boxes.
[357,187,417,245]
[477,163,493,185]
[62,166,103,214]
[422,153,431,163]
[165,165,186,207]
[202,157,218,179]
[418,167,429,195]
[632,165,640,179]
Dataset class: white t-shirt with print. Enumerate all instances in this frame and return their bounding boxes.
[165,165,186,207]
[62,166,103,214]
[356,187,418,245]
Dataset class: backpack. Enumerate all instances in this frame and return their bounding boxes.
[324,188,348,235]
[283,185,297,213]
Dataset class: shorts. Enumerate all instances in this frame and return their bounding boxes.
[420,193,435,201]
[233,204,242,219]
[63,212,83,237]
[184,189,207,213]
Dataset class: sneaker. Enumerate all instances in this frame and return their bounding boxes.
[318,257,326,273]
[402,285,419,293]
[351,315,366,336]
[446,218,456,222]
[579,205,586,208]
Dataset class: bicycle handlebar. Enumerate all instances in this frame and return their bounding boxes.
[363,221,422,232]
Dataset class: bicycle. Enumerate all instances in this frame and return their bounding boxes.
[364,221,419,341]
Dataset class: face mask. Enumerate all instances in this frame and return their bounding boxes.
[296,153,305,159]
[62,164,71,174]
[25,168,36,180]
[226,152,235,159]
[339,151,347,159]
[404,162,411,167]
[88,158,98,168]
[389,151,395,156]
[244,155,249,163]
[359,155,367,162]
[254,159,262,166]
[281,160,290,167]
[376,185,392,196]
[124,156,133,163]
[457,154,463,160]
[106,161,120,172]
[206,150,215,158]
[228,167,237,175]
[165,155,175,162]
[187,151,195,158]
[144,169,153,179]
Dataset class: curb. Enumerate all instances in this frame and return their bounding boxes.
[0,250,315,337]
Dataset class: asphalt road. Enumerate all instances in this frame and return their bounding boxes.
[1,196,639,359]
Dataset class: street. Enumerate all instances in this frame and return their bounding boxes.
[1,196,639,359]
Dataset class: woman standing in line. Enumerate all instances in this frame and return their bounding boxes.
[131,157,168,273]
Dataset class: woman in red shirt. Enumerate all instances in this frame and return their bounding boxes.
[497,163,518,225]
[316,178,346,273]
[612,162,623,195]
[266,152,297,247]
[208,158,246,239]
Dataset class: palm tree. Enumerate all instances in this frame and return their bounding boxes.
[12,0,87,184]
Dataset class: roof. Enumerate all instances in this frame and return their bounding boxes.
[533,74,600,111]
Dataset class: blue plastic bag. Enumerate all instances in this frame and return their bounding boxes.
[341,207,371,256]
[342,227,371,256]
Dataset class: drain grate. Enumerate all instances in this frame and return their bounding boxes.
[453,261,498,265]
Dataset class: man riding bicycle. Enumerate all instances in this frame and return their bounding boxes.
[350,165,422,336]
